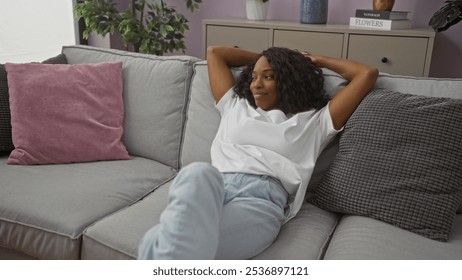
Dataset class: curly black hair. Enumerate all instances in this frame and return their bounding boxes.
[233,47,329,115]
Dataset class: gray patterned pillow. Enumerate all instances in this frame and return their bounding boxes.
[0,54,68,155]
[310,88,462,241]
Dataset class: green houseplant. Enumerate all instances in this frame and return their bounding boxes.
[75,0,201,55]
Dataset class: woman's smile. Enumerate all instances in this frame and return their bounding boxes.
[253,91,268,97]
[250,56,280,111]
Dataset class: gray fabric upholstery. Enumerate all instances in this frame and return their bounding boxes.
[62,45,200,169]
[82,181,172,259]
[253,203,340,260]
[180,62,220,166]
[180,62,242,166]
[0,246,37,260]
[0,156,174,259]
[324,214,462,260]
[375,73,462,100]
[311,89,462,241]
[320,68,349,98]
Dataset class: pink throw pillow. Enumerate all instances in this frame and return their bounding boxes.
[5,62,130,165]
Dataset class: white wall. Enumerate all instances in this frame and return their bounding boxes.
[0,0,77,63]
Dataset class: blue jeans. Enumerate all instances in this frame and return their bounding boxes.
[138,162,288,260]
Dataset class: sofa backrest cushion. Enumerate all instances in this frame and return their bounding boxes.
[375,73,462,99]
[184,63,462,214]
[181,62,242,166]
[180,62,219,166]
[62,45,199,169]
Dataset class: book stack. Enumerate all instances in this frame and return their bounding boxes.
[350,9,411,30]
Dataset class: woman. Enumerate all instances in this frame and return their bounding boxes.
[138,46,378,260]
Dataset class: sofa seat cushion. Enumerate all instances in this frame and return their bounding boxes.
[82,192,339,260]
[82,181,172,259]
[324,214,462,260]
[253,203,340,260]
[0,156,175,259]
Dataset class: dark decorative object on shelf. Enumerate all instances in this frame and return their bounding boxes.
[74,0,201,55]
[300,0,329,24]
[429,0,462,32]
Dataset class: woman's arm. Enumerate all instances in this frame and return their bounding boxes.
[207,46,259,103]
[306,54,378,130]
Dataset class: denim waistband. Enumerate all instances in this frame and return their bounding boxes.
[221,172,288,196]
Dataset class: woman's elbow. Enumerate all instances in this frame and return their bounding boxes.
[207,45,218,54]
[366,67,379,82]
[360,67,379,90]
[207,46,227,57]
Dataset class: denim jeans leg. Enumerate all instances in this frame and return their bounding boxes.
[138,162,224,259]
[215,174,287,259]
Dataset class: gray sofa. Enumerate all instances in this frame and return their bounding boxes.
[1,45,461,260]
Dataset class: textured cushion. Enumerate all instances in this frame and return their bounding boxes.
[0,54,68,155]
[310,88,462,241]
[5,62,129,164]
[0,64,13,155]
[309,71,462,215]
[41,53,68,64]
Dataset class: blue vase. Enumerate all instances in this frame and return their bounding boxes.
[300,0,328,24]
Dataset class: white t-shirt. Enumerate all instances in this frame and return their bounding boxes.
[211,89,340,221]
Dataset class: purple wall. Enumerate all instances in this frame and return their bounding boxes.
[164,0,461,78]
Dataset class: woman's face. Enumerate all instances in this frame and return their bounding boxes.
[250,56,280,111]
